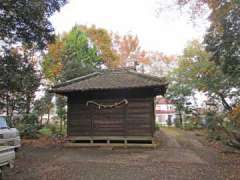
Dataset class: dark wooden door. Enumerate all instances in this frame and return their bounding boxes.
[91,105,126,136]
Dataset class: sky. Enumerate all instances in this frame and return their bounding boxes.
[50,0,210,55]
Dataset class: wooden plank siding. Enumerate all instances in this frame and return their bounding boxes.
[67,97,155,137]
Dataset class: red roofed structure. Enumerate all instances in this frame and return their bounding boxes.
[155,97,177,126]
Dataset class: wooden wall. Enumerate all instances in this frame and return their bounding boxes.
[67,95,155,137]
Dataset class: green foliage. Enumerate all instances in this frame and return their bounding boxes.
[38,123,66,137]
[22,113,39,125]
[167,40,237,135]
[38,127,52,137]
[204,112,229,141]
[0,50,40,121]
[205,112,220,130]
[56,95,67,134]
[79,25,120,67]
[44,124,59,135]
[176,40,224,94]
[42,26,102,83]
[166,44,194,124]
[168,40,234,111]
[163,1,240,147]
[172,1,240,106]
[63,27,102,64]
[56,96,66,119]
[204,3,240,86]
[32,91,54,125]
[33,98,46,119]
[183,117,199,130]
[166,74,192,125]
[0,0,67,138]
[155,123,160,131]
[0,0,64,122]
[17,113,40,139]
[18,116,67,138]
[20,124,40,139]
[0,0,67,50]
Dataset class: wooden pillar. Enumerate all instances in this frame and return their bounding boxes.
[124,101,128,137]
[66,96,70,136]
[88,104,93,137]
[151,97,155,137]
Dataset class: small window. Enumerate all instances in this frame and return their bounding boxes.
[0,117,9,129]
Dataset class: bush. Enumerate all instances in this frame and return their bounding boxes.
[22,113,38,125]
[175,118,182,128]
[205,112,230,141]
[228,105,240,129]
[200,111,240,149]
[45,124,58,134]
[182,116,200,130]
[17,113,41,139]
[38,123,67,138]
[155,123,160,131]
[16,113,67,139]
[19,124,40,139]
[38,127,52,137]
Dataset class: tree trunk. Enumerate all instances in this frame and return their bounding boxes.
[60,117,63,134]
[179,111,183,126]
[177,106,183,127]
[40,115,43,125]
[26,95,31,114]
[7,97,14,126]
[217,92,232,111]
[47,109,50,124]
[6,94,9,117]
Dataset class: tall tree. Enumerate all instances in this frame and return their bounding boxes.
[167,0,240,84]
[41,38,65,82]
[79,25,120,68]
[166,77,193,125]
[42,26,102,82]
[145,52,177,77]
[0,0,67,50]
[169,40,236,111]
[0,0,66,122]
[204,4,240,84]
[42,91,54,124]
[56,95,67,134]
[112,34,150,67]
[60,27,102,81]
[33,98,46,125]
[0,49,40,121]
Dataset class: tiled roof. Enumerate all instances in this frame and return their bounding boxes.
[156,97,175,104]
[50,69,167,93]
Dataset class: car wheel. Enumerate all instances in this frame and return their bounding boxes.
[0,168,3,180]
[9,160,14,169]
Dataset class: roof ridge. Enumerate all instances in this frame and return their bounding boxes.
[99,67,135,73]
[127,70,168,84]
[53,72,101,88]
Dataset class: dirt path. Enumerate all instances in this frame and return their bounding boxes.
[4,128,240,180]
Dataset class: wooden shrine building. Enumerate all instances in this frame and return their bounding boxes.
[50,69,167,146]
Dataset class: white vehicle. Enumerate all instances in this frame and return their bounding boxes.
[0,116,21,149]
[0,146,15,167]
[0,146,15,178]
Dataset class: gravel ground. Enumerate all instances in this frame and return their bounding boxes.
[4,128,240,180]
